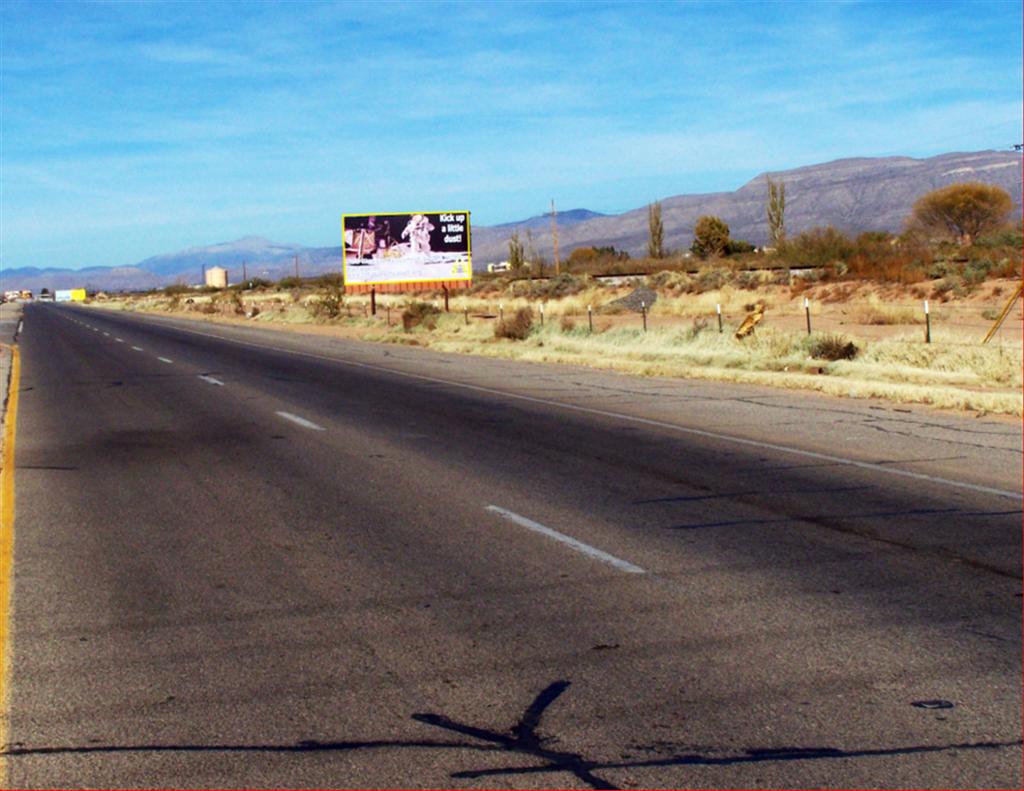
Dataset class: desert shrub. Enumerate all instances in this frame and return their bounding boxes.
[962,259,993,286]
[402,301,441,331]
[648,270,690,295]
[931,275,966,300]
[531,273,589,298]
[237,278,272,291]
[781,226,854,268]
[163,283,192,296]
[686,316,710,340]
[726,239,756,255]
[494,307,534,340]
[314,273,345,288]
[808,333,858,361]
[277,276,304,289]
[691,267,730,293]
[307,285,344,319]
[737,270,764,290]
[560,315,577,332]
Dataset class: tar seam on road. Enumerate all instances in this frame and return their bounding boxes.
[132,319,1022,501]
[275,411,326,431]
[157,357,174,364]
[198,375,224,386]
[0,346,20,788]
[486,505,645,574]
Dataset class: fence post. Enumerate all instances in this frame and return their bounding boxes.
[539,303,544,326]
[371,287,376,316]
[804,296,811,335]
[588,305,593,334]
[499,303,504,323]
[386,305,391,326]
[464,307,469,325]
[717,303,723,333]
[925,300,931,344]
[641,301,647,332]
[443,285,449,312]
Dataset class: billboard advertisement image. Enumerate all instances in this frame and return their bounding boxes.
[343,212,472,286]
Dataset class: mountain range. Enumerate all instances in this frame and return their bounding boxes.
[3,149,1020,293]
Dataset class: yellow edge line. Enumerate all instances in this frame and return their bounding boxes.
[0,345,20,787]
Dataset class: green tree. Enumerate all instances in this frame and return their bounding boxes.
[508,232,525,272]
[766,177,786,246]
[910,182,1013,245]
[691,215,731,259]
[647,200,665,259]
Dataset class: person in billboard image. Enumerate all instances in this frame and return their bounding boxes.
[402,214,435,256]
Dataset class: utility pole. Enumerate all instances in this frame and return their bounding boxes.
[550,199,560,276]
[242,260,247,281]
[294,255,299,279]
[201,264,206,285]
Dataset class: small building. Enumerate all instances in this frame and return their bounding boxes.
[205,266,228,288]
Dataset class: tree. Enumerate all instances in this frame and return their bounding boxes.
[508,232,525,272]
[647,200,664,259]
[766,177,785,246]
[909,182,1013,245]
[691,215,730,258]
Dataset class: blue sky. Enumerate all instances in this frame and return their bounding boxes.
[2,0,1021,269]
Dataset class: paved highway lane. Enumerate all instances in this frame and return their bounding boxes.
[4,303,1021,788]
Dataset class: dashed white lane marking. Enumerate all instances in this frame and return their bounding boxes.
[115,338,124,343]
[114,317,1022,501]
[157,357,174,364]
[131,346,143,351]
[486,505,645,574]
[275,411,325,431]
[198,375,224,386]
[103,332,109,337]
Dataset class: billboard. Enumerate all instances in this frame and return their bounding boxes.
[55,289,86,302]
[343,212,471,286]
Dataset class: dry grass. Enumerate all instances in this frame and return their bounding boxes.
[88,278,1024,416]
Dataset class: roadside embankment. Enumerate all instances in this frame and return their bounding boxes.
[87,278,1023,416]
[0,303,23,444]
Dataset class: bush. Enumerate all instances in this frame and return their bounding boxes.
[494,307,535,340]
[163,283,192,296]
[526,273,590,299]
[307,285,344,319]
[691,267,729,293]
[726,239,756,255]
[314,273,345,288]
[780,226,853,268]
[277,276,304,289]
[808,333,858,361]
[237,278,272,291]
[402,301,441,331]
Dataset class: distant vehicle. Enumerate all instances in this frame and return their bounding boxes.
[1,291,17,303]
[38,293,54,302]
[487,262,511,273]
[19,290,33,301]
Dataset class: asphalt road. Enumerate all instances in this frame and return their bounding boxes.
[5,303,1021,789]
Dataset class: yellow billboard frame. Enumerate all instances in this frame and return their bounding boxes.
[342,211,473,286]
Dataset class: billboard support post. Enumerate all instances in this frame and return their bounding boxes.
[371,288,376,316]
[443,285,449,313]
